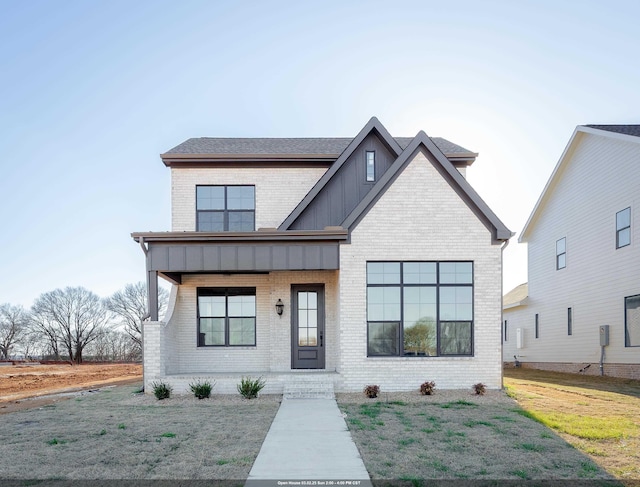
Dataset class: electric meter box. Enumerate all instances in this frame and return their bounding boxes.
[599,325,610,346]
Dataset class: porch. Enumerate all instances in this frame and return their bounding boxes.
[157,370,341,397]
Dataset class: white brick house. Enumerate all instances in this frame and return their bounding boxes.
[133,117,512,393]
[503,125,640,379]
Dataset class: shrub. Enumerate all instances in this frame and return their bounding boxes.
[473,383,486,395]
[152,381,172,400]
[364,384,380,398]
[190,379,215,399]
[420,381,436,395]
[237,376,266,399]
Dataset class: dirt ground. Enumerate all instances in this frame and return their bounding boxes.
[0,383,280,480]
[0,363,142,413]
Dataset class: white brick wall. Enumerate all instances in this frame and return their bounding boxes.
[159,271,339,375]
[147,151,505,393]
[338,151,504,391]
[171,167,327,231]
[508,132,640,368]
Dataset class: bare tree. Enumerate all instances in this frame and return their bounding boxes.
[31,287,109,364]
[0,304,28,359]
[104,282,169,349]
[87,328,140,362]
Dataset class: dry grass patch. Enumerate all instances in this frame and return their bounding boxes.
[0,383,280,480]
[505,368,640,485]
[337,390,618,483]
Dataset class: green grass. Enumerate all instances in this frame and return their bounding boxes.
[46,438,66,446]
[520,443,546,452]
[519,409,634,440]
[440,400,478,409]
[159,432,176,438]
[463,419,493,428]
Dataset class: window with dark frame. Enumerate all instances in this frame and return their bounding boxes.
[556,238,566,270]
[196,185,255,232]
[197,288,256,347]
[535,313,539,338]
[504,320,508,342]
[616,207,631,249]
[366,261,473,357]
[625,294,640,347]
[568,307,572,336]
[366,151,375,182]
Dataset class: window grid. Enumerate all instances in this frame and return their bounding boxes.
[366,151,375,182]
[616,207,631,249]
[556,238,566,270]
[196,185,255,232]
[197,288,256,347]
[366,261,473,357]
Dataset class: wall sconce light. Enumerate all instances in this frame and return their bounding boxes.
[275,299,284,316]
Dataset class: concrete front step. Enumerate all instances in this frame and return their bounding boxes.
[283,380,335,399]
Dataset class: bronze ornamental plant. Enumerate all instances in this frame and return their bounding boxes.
[363,384,380,398]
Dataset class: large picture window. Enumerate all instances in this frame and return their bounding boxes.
[198,288,256,347]
[196,185,255,232]
[366,262,473,357]
[625,294,640,347]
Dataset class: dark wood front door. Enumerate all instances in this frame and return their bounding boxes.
[291,284,325,369]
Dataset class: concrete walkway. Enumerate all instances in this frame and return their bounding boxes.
[246,398,372,486]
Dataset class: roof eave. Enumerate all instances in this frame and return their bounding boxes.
[132,228,349,243]
[160,153,339,166]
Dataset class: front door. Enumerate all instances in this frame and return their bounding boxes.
[291,284,325,369]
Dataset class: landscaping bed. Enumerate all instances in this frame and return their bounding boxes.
[338,388,617,484]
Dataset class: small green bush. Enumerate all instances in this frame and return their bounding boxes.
[189,379,215,399]
[420,381,436,395]
[237,376,266,399]
[152,381,173,400]
[364,384,380,398]
[473,382,486,395]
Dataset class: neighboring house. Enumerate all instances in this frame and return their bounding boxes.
[503,125,640,379]
[133,117,512,394]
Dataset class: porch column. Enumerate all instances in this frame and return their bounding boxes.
[147,270,159,321]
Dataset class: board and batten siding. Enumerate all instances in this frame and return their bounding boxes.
[513,132,640,368]
[171,166,327,231]
[337,150,504,391]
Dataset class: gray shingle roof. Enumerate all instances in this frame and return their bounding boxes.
[585,125,640,137]
[165,136,475,156]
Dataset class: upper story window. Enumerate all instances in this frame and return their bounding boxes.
[366,151,375,182]
[616,207,631,249]
[556,237,566,270]
[366,261,473,357]
[196,185,255,232]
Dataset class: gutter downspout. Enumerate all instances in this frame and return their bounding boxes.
[138,237,150,391]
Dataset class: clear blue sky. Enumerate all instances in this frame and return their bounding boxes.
[1,0,639,307]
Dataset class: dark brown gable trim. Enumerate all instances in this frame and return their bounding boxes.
[341,131,512,242]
